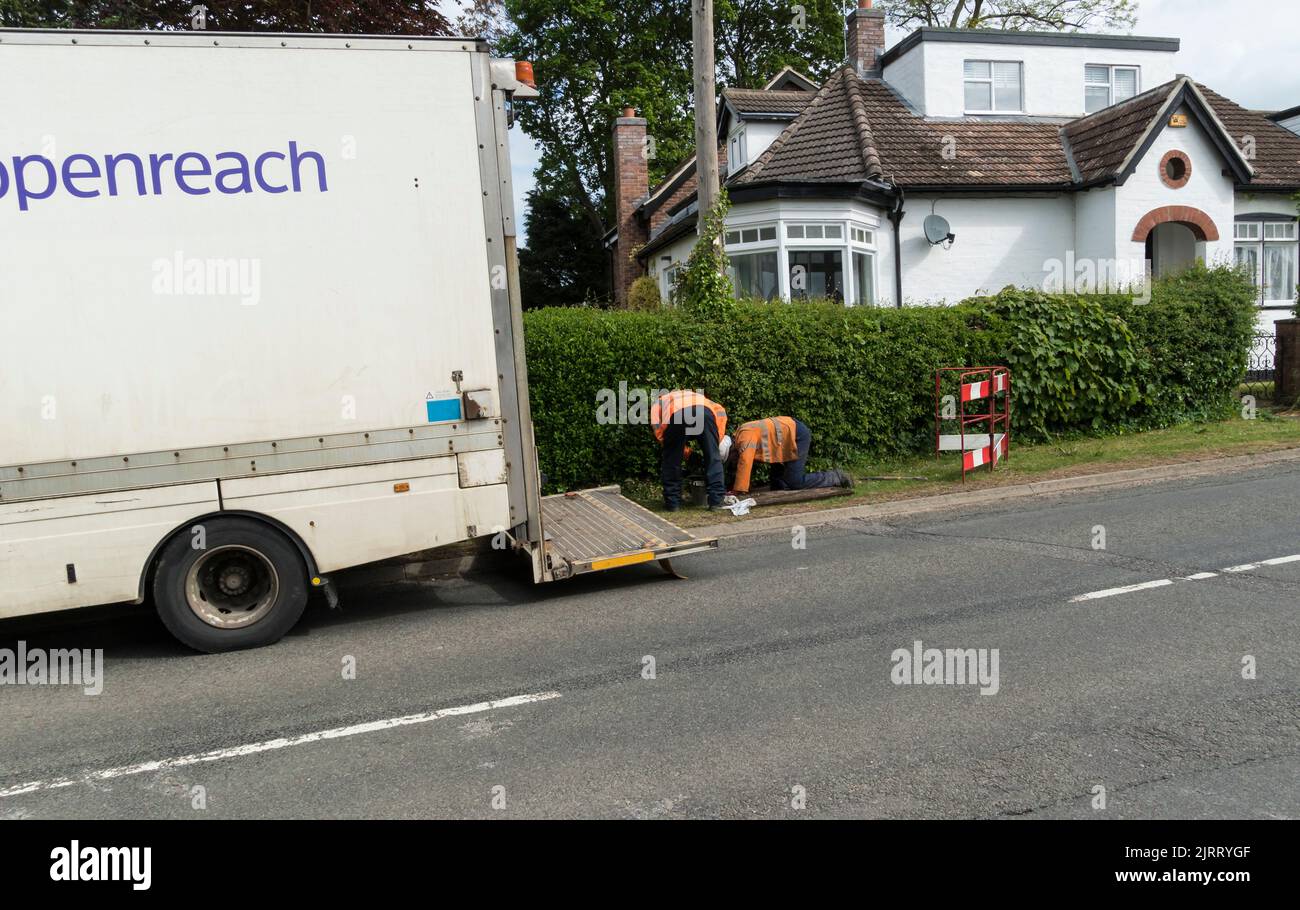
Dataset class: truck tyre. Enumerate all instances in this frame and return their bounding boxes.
[152,517,309,653]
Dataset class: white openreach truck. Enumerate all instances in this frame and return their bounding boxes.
[0,29,716,651]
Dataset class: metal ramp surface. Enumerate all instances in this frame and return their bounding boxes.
[540,485,718,579]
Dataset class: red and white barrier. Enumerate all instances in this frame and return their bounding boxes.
[934,367,1012,483]
[962,433,1008,471]
[961,372,1007,402]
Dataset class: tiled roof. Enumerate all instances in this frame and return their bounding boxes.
[734,68,1299,191]
[722,88,814,116]
[1061,80,1177,184]
[639,67,1300,237]
[1199,84,1300,189]
[862,80,1071,186]
[739,69,882,183]
[737,66,1071,188]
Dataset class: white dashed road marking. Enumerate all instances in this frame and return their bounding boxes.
[1070,554,1300,604]
[0,690,562,800]
[1070,579,1174,602]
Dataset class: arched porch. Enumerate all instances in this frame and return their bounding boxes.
[1132,206,1220,278]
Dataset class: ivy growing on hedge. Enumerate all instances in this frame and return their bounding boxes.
[523,265,1257,491]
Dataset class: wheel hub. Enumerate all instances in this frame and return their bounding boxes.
[184,545,280,630]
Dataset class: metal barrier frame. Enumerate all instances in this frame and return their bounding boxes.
[934,367,1012,483]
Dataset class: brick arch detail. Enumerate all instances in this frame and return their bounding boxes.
[1131,206,1220,243]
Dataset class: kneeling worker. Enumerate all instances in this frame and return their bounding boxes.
[651,390,728,511]
[727,416,851,496]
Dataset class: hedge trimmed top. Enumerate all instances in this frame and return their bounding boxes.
[523,265,1257,491]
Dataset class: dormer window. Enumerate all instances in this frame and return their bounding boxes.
[1085,65,1139,113]
[963,60,1022,114]
[727,129,748,175]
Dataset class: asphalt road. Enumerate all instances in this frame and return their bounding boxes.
[2,461,1298,819]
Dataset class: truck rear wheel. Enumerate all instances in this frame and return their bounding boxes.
[152,518,309,652]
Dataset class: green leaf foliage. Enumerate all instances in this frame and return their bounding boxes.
[524,265,1258,490]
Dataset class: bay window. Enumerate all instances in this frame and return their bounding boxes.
[723,217,878,305]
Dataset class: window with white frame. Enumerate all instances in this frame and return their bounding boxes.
[727,129,748,175]
[725,224,777,247]
[787,222,846,302]
[658,257,680,301]
[1085,64,1139,114]
[1234,218,1298,305]
[849,226,876,307]
[724,223,779,300]
[786,222,844,240]
[728,251,780,300]
[783,220,877,305]
[964,60,1023,114]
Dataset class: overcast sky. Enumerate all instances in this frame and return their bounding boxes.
[451,0,1300,245]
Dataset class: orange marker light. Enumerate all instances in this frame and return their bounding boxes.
[515,60,536,88]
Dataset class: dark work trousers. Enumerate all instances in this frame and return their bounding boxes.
[660,406,726,508]
[770,419,840,491]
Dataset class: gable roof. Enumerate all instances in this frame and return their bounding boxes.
[642,73,819,222]
[1061,77,1254,187]
[736,66,1072,189]
[763,66,818,92]
[721,87,816,118]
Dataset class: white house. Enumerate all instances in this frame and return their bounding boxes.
[607,1,1300,335]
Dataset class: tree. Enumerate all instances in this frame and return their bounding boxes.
[500,0,853,306]
[502,0,695,242]
[886,0,1136,31]
[450,0,509,45]
[518,183,611,309]
[0,1,451,33]
[716,0,856,88]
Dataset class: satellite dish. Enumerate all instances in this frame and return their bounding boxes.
[924,214,955,247]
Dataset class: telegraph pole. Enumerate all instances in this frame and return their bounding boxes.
[693,0,720,220]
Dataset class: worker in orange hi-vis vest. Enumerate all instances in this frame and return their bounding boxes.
[725,417,852,496]
[650,390,728,511]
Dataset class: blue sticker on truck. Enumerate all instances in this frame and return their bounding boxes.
[426,396,462,423]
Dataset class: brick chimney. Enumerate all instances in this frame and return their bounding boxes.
[612,106,650,306]
[847,0,887,79]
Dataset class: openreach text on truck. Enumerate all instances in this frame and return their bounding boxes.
[0,29,716,652]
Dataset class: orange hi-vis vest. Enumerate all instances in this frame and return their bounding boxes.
[650,391,727,443]
[732,416,799,494]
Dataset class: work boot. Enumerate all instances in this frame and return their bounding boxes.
[832,470,853,488]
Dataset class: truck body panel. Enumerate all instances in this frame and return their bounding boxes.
[0,29,716,632]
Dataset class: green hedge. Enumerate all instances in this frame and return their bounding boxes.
[523,265,1257,490]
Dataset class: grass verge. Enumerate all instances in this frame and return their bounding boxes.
[623,414,1300,528]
